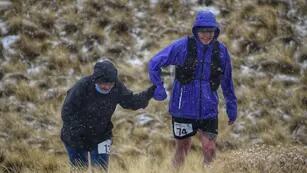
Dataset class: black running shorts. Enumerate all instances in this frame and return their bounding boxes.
[172,117,218,140]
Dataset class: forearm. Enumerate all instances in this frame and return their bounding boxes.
[148,38,186,86]
[120,85,155,110]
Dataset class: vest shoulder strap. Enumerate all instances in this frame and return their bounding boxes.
[174,36,197,84]
[210,40,223,91]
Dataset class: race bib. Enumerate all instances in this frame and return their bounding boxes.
[174,122,193,137]
[98,139,112,154]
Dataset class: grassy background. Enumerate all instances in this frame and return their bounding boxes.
[0,0,306,172]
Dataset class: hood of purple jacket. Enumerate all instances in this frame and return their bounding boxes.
[192,10,220,40]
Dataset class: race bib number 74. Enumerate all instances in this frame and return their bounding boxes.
[98,139,112,154]
[174,122,193,137]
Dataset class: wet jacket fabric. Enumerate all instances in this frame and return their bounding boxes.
[61,62,155,150]
[148,11,237,121]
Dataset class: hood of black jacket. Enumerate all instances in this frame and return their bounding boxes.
[92,60,118,83]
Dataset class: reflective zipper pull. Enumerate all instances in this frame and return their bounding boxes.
[178,86,184,109]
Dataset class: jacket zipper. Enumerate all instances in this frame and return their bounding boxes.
[178,86,183,109]
[199,63,203,119]
[199,46,208,119]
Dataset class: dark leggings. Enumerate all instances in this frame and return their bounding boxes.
[64,143,110,171]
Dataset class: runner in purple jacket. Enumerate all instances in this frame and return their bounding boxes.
[148,10,237,167]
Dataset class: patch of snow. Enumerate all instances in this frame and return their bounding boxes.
[0,19,8,35]
[135,11,146,19]
[292,124,307,142]
[67,68,75,76]
[0,82,4,91]
[295,17,307,37]
[301,61,307,69]
[150,0,159,8]
[59,31,66,36]
[1,35,19,50]
[192,6,220,16]
[136,113,154,126]
[180,0,198,5]
[230,133,240,139]
[276,108,291,122]
[76,0,85,11]
[0,131,8,139]
[131,27,146,51]
[241,65,254,75]
[27,65,46,77]
[0,1,12,11]
[246,110,259,125]
[25,102,37,113]
[60,36,74,46]
[239,65,266,78]
[287,9,297,20]
[246,55,256,62]
[233,122,245,134]
[81,45,89,54]
[127,57,143,66]
[251,138,264,145]
[272,74,299,83]
[143,50,151,59]
[8,96,18,104]
[43,88,59,100]
[129,28,148,66]
[94,41,104,54]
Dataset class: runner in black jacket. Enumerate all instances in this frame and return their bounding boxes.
[61,59,155,170]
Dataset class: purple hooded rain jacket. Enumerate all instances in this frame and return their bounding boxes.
[148,10,237,121]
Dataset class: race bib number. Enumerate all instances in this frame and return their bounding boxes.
[98,139,112,154]
[174,122,193,137]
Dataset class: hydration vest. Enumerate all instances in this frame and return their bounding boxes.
[175,36,223,91]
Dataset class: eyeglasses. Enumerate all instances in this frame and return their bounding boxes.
[197,28,216,33]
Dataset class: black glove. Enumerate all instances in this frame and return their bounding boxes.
[146,85,157,100]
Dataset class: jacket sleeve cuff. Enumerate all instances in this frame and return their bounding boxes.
[227,111,237,122]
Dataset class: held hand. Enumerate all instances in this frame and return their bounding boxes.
[153,85,167,101]
[146,85,157,99]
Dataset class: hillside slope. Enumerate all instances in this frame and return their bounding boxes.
[0,0,306,172]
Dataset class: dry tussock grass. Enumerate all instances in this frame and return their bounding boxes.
[17,35,43,59]
[13,80,40,102]
[1,143,306,173]
[0,58,27,73]
[223,144,307,173]
[1,0,307,173]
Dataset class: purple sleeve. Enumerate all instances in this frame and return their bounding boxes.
[221,47,238,121]
[148,37,187,86]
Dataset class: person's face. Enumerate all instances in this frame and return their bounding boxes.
[97,82,115,91]
[197,29,215,45]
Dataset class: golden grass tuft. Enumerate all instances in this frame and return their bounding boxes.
[295,0,307,15]
[0,59,27,74]
[225,4,279,55]
[33,9,57,31]
[0,147,68,173]
[5,80,40,103]
[82,20,105,43]
[17,35,43,59]
[45,46,82,73]
[6,16,22,35]
[58,6,83,34]
[222,144,307,173]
